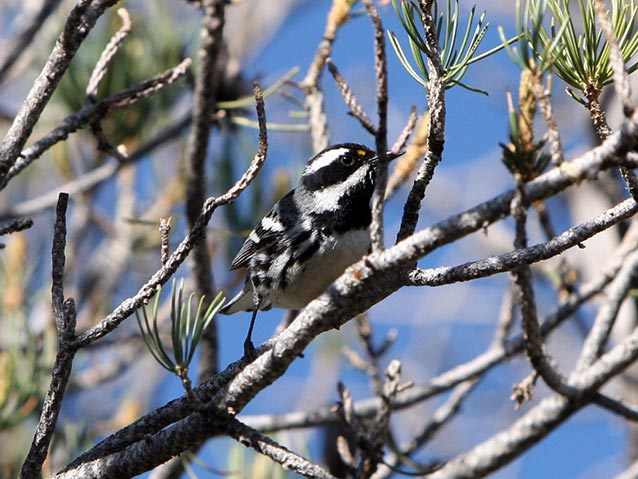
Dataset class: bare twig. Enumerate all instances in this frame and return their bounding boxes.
[90,125,131,162]
[226,418,338,479]
[352,315,398,394]
[407,197,638,287]
[300,0,353,152]
[159,218,172,265]
[325,58,377,136]
[0,112,191,220]
[85,8,132,101]
[386,110,427,199]
[20,193,78,479]
[390,106,418,156]
[185,0,227,384]
[364,0,390,252]
[3,58,192,187]
[50,194,71,329]
[572,323,638,394]
[72,82,266,348]
[0,217,33,236]
[354,315,384,394]
[492,286,517,348]
[511,371,539,410]
[396,2,446,242]
[591,393,638,422]
[409,377,477,446]
[574,251,638,371]
[510,178,574,398]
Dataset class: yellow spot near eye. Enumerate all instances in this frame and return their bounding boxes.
[357,149,366,156]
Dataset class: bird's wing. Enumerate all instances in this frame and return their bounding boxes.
[229,237,270,270]
[229,191,297,270]
[229,215,281,270]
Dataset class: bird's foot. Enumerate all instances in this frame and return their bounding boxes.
[243,338,257,360]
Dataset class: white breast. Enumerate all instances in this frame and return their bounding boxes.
[268,228,371,309]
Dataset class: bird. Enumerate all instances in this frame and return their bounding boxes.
[219,143,400,356]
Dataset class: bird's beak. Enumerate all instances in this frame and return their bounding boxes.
[371,149,405,165]
[386,149,405,161]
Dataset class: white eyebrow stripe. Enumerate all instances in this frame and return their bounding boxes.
[304,148,349,174]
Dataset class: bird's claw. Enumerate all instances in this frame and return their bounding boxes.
[243,339,257,360]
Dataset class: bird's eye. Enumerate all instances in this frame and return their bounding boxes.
[340,154,354,166]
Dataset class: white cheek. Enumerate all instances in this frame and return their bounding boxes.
[309,166,370,212]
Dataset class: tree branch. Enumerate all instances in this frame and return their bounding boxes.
[364,0,390,252]
[0,112,191,220]
[72,88,267,348]
[20,193,77,479]
[3,58,192,187]
[300,0,352,151]
[0,0,118,183]
[408,198,637,287]
[0,217,33,236]
[574,251,638,372]
[396,1,446,242]
[184,0,227,383]
[225,418,337,479]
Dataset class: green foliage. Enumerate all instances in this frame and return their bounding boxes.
[135,279,224,381]
[0,238,55,431]
[500,104,550,180]
[0,314,55,429]
[499,0,569,74]
[388,0,503,94]
[54,8,191,144]
[527,0,638,103]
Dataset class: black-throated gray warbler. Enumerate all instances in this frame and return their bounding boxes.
[220,143,401,355]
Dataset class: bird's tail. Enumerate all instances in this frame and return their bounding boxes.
[219,285,254,315]
[220,283,273,315]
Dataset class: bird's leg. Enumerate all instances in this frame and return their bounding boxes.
[243,308,258,358]
[244,288,261,358]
